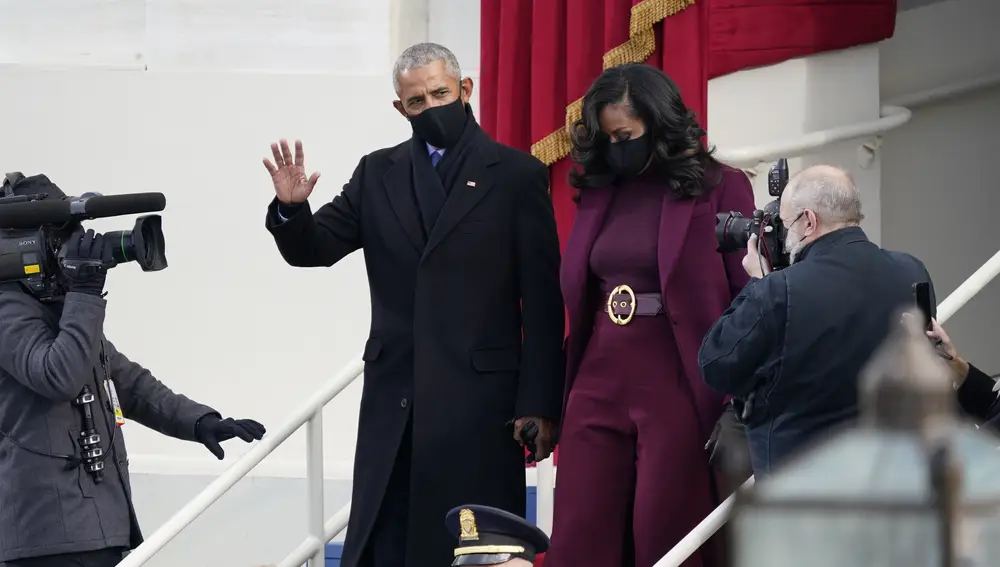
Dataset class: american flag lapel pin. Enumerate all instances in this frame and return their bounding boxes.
[466,180,476,187]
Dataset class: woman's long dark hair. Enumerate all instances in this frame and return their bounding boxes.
[568,63,721,200]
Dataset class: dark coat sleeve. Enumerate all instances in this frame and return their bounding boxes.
[957,362,1000,423]
[513,161,566,422]
[0,290,107,402]
[717,169,758,299]
[104,340,218,442]
[265,156,367,267]
[699,274,787,398]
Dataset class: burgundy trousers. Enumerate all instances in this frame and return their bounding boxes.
[545,313,716,567]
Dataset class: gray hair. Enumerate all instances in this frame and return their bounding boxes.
[785,165,865,226]
[392,43,462,95]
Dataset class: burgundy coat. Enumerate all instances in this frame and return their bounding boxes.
[559,165,756,440]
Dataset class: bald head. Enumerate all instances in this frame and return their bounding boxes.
[779,165,864,262]
[784,165,864,226]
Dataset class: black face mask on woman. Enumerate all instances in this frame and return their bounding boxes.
[605,134,652,178]
[408,96,467,149]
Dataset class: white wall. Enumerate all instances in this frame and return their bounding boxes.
[0,2,402,565]
[879,0,1000,376]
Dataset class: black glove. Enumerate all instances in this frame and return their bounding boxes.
[60,229,114,296]
[195,415,266,460]
[519,421,539,464]
[705,403,751,476]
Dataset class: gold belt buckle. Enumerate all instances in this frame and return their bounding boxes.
[606,284,636,326]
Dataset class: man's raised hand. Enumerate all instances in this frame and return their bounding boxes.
[263,139,321,205]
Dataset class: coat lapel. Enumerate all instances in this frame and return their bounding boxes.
[562,186,614,332]
[421,142,500,259]
[657,195,697,293]
[383,145,426,254]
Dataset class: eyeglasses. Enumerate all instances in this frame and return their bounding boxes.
[783,210,806,228]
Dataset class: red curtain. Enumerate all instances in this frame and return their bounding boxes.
[709,0,897,78]
[479,0,896,248]
[480,0,709,251]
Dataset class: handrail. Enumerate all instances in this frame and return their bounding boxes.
[714,105,912,169]
[884,72,1000,109]
[116,360,365,567]
[118,352,559,566]
[937,249,1000,324]
[277,501,352,567]
[653,246,1000,567]
[716,71,1000,171]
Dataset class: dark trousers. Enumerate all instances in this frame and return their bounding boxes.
[547,315,718,567]
[359,417,412,567]
[1,549,125,567]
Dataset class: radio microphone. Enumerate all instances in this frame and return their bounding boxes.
[0,193,166,230]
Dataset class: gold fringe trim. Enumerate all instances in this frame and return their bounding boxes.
[529,0,696,166]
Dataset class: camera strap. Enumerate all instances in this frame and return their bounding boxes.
[99,341,125,427]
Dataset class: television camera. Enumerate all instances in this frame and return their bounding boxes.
[0,172,168,300]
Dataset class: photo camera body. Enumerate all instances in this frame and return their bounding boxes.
[714,159,791,270]
[0,172,168,300]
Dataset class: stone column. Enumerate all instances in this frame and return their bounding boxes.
[708,45,885,244]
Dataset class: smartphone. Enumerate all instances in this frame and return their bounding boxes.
[912,282,933,329]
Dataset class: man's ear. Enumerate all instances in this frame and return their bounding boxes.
[460,77,474,104]
[392,100,407,118]
[804,209,818,233]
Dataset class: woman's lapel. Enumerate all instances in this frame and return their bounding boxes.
[657,194,697,294]
[562,186,614,330]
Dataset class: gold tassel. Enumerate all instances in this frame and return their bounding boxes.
[530,0,697,166]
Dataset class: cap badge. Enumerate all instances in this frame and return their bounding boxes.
[459,508,479,541]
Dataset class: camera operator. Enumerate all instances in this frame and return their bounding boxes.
[698,165,935,475]
[0,179,265,567]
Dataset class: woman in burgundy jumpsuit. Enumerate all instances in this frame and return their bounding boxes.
[544,64,756,567]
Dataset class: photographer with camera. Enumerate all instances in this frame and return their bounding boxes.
[698,165,934,475]
[0,174,265,567]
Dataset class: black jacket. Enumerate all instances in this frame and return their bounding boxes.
[265,133,565,567]
[957,363,1000,428]
[698,227,933,474]
[0,289,217,561]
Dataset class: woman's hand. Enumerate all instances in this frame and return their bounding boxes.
[923,316,970,385]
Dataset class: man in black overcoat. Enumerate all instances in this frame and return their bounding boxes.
[261,42,565,567]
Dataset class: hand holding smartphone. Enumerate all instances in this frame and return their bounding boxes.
[912,282,933,330]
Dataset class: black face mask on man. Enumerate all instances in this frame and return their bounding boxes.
[605,134,652,178]
[408,96,467,149]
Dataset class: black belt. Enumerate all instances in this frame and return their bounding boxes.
[603,285,664,325]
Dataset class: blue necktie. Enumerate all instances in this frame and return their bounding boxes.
[430,150,442,168]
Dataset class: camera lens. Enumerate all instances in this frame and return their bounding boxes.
[715,212,753,253]
[103,215,167,272]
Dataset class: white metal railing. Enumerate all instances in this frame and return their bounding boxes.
[884,72,1000,109]
[116,358,558,567]
[116,359,364,567]
[715,105,912,169]
[716,71,1000,171]
[652,248,1000,567]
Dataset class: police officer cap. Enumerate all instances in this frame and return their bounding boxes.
[445,504,549,566]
